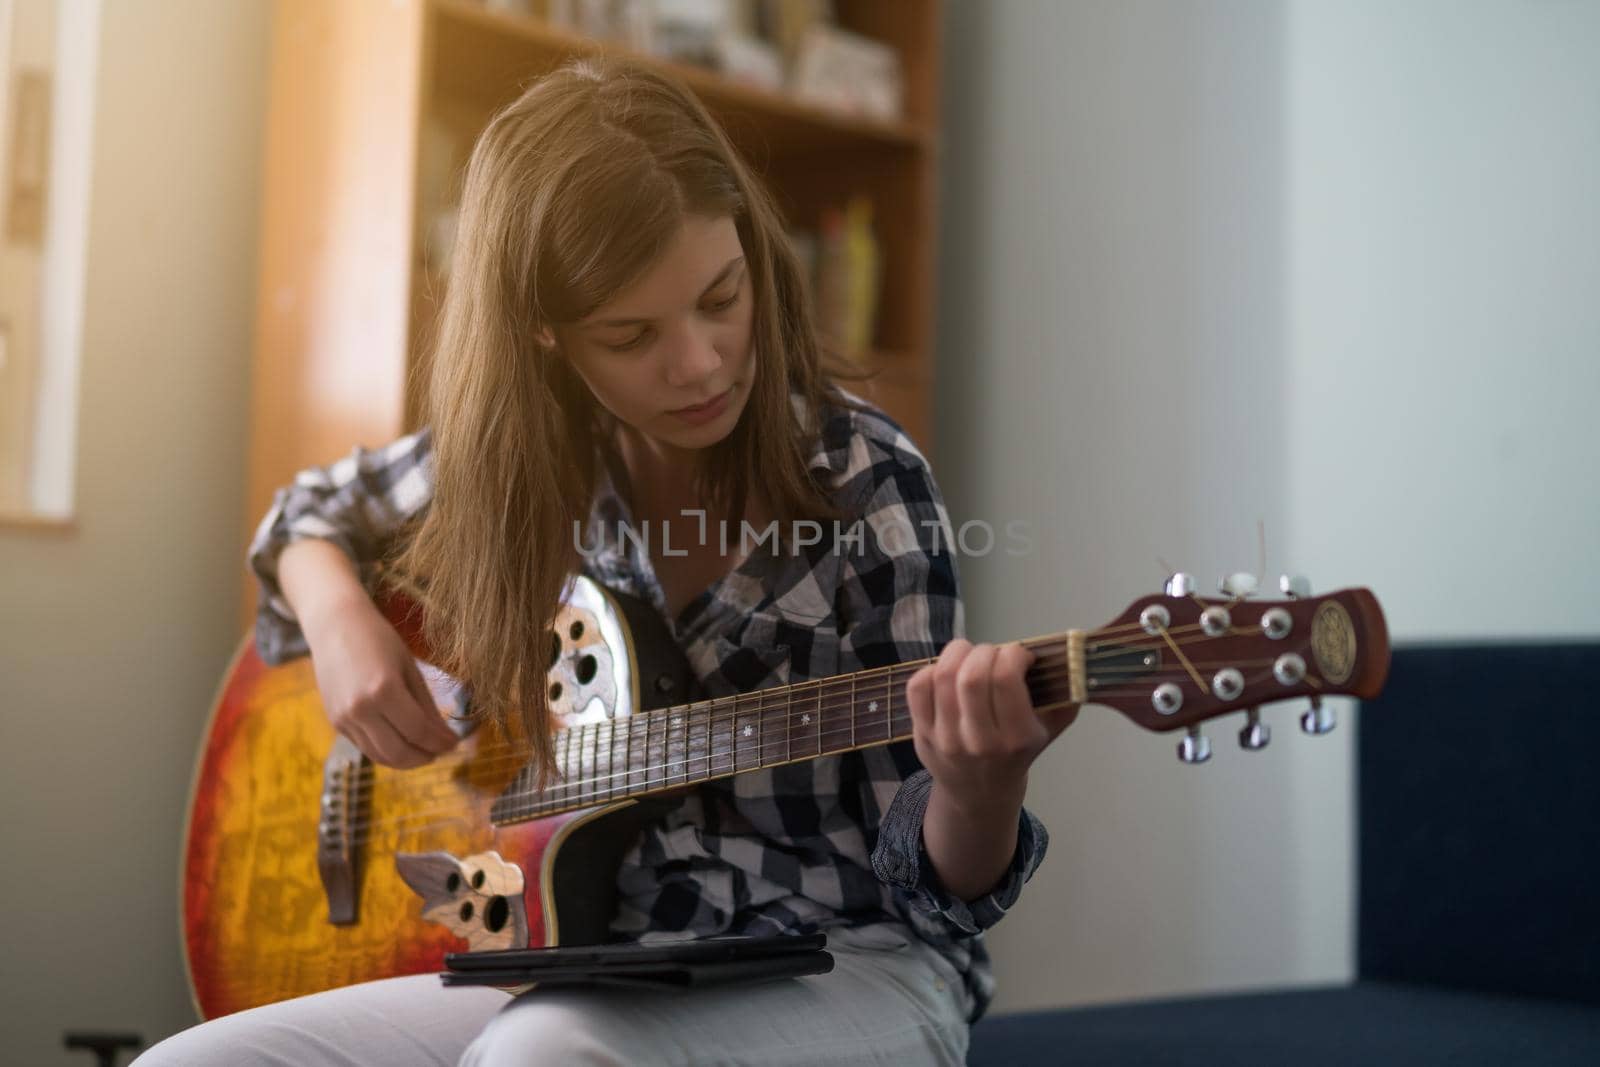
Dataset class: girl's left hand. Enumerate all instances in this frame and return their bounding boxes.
[904,638,1080,811]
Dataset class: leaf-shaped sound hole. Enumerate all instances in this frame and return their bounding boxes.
[394,850,529,953]
[546,604,617,721]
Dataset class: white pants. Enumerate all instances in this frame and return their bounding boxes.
[135,926,971,1065]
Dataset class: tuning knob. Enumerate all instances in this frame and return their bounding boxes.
[1300,696,1336,735]
[1177,726,1212,764]
[1238,708,1270,751]
[1165,572,1197,597]
[1279,574,1311,599]
[1219,573,1259,598]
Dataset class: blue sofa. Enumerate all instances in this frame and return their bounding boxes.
[968,643,1600,1065]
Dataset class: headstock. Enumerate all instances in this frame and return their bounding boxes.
[1084,576,1389,764]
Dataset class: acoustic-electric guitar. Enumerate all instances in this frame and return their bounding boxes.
[182,573,1388,1018]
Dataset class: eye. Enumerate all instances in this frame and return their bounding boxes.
[704,290,740,313]
[604,329,651,353]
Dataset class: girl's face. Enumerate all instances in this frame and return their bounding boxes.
[557,214,755,461]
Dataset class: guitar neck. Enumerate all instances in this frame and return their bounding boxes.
[490,632,1082,823]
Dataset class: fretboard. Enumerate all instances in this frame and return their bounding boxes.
[489,633,1079,824]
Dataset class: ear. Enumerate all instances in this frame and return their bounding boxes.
[535,325,558,350]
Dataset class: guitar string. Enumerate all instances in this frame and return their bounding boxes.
[324,694,1103,847]
[327,705,931,843]
[236,599,1331,837]
[300,652,1323,843]
[363,592,1267,787]
[385,655,1297,809]
[324,629,1319,810]
[332,674,1334,849]
[329,711,881,846]
[329,649,1263,813]
[321,612,1299,796]
[328,660,1327,845]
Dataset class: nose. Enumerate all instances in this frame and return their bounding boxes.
[661,321,723,390]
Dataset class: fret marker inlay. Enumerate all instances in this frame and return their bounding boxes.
[868,701,879,713]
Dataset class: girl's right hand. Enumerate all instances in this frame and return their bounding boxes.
[301,593,461,769]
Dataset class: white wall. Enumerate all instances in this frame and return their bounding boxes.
[0,2,269,1062]
[937,0,1600,1014]
[1286,0,1600,639]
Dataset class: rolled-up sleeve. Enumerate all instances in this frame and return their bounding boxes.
[829,420,1050,937]
[871,767,1049,935]
[247,429,435,663]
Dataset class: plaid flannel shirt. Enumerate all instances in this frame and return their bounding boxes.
[248,396,1049,1022]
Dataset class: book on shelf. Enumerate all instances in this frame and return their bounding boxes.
[804,196,880,363]
[790,23,903,121]
[519,0,903,121]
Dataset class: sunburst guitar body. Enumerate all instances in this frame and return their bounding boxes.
[183,577,693,1018]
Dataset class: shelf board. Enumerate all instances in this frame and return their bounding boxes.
[428,0,932,158]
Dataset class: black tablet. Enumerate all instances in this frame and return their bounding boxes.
[444,932,827,973]
[440,951,836,989]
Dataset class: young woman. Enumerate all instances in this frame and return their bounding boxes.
[141,57,1074,1066]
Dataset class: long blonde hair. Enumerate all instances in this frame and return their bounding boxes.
[395,58,841,782]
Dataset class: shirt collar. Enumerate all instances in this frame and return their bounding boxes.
[802,391,854,480]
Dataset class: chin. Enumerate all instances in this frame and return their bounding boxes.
[661,409,740,451]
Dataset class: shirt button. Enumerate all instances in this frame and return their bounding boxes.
[935,979,947,992]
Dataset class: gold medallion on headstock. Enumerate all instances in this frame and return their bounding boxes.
[1311,601,1357,685]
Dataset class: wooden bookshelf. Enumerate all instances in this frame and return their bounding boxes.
[430,1,930,150]
[243,0,942,617]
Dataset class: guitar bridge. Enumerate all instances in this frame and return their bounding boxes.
[316,735,366,925]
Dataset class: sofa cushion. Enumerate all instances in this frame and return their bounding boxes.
[966,982,1600,1066]
[1359,643,1600,1003]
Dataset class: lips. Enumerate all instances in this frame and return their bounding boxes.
[668,385,732,415]
[670,386,733,425]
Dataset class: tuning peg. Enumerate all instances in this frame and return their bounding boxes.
[1238,708,1270,751]
[1219,573,1259,598]
[1164,572,1197,597]
[1299,696,1336,735]
[1279,574,1311,599]
[1177,725,1212,764]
